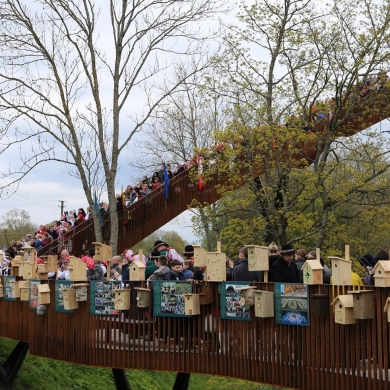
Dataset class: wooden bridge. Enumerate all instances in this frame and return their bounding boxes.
[38,89,390,257]
[2,90,390,390]
[0,283,389,390]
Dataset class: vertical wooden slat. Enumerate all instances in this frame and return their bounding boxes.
[2,282,390,390]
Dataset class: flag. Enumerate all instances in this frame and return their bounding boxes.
[121,186,129,225]
[198,151,204,191]
[164,163,169,199]
[93,191,104,227]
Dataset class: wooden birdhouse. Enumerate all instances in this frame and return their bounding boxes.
[331,295,356,325]
[9,264,20,277]
[129,260,146,281]
[37,284,51,305]
[253,290,274,318]
[69,256,87,281]
[20,286,29,301]
[312,294,330,316]
[114,289,130,310]
[194,283,213,305]
[135,287,150,308]
[11,280,20,299]
[11,255,23,266]
[328,256,352,285]
[301,260,323,285]
[373,261,390,287]
[37,264,48,280]
[40,254,58,273]
[73,283,89,302]
[383,298,390,322]
[62,288,78,310]
[184,294,200,315]
[236,286,257,306]
[206,252,226,282]
[246,245,269,271]
[23,246,37,264]
[10,255,23,277]
[347,290,374,319]
[193,245,207,267]
[92,242,112,261]
[22,261,34,280]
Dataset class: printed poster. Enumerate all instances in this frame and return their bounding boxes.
[3,276,16,301]
[153,280,192,317]
[274,283,310,326]
[89,280,121,315]
[55,280,74,313]
[220,282,251,321]
[29,279,41,310]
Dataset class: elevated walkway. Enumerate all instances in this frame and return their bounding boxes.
[0,283,389,390]
[38,89,390,256]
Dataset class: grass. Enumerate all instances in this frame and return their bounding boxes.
[0,337,289,389]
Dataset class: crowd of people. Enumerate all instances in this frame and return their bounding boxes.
[225,243,389,286]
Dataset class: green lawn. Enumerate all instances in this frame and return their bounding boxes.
[0,337,288,389]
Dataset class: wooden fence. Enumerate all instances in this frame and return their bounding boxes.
[0,282,389,390]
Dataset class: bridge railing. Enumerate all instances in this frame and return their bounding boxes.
[0,282,389,390]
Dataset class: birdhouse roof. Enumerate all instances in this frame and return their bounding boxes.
[302,260,323,270]
[347,290,373,296]
[92,241,111,248]
[373,260,390,273]
[132,260,146,268]
[328,256,352,264]
[235,286,257,292]
[37,284,50,293]
[384,297,390,312]
[331,294,354,308]
[245,245,268,250]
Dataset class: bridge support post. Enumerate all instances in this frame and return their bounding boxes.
[112,368,131,390]
[172,372,190,390]
[0,341,29,390]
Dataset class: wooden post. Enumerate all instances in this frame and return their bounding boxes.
[345,245,350,261]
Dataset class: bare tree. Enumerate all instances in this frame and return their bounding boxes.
[0,0,226,254]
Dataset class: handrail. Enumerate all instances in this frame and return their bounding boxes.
[37,89,390,257]
[0,282,388,390]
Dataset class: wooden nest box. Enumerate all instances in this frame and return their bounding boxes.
[331,295,356,325]
[246,245,269,271]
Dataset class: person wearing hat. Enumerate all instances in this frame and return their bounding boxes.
[359,253,377,286]
[232,247,263,282]
[183,245,194,259]
[154,240,168,252]
[270,244,299,283]
[153,240,183,263]
[145,251,160,279]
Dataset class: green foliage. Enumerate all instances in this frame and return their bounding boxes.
[0,209,36,244]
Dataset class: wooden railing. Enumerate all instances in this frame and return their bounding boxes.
[37,89,390,257]
[0,282,389,389]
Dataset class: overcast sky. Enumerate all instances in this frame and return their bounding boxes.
[0,0,226,245]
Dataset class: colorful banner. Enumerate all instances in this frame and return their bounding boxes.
[220,282,251,321]
[152,280,192,317]
[89,280,121,315]
[274,283,310,326]
[55,280,74,313]
[3,276,16,301]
